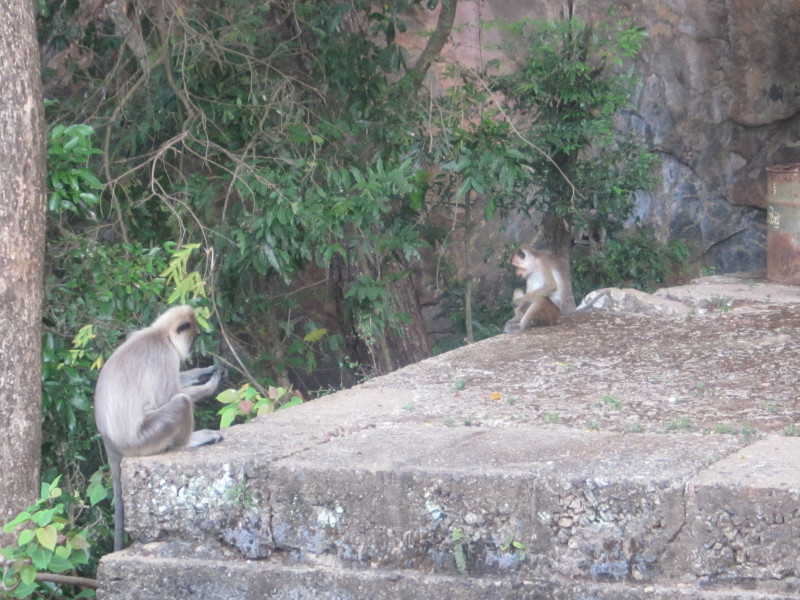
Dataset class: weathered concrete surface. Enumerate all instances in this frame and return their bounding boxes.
[97,277,800,599]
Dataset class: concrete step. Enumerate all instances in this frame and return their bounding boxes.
[97,387,800,599]
[99,549,798,600]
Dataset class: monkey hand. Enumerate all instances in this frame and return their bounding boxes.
[179,363,228,400]
[512,292,535,310]
[208,364,228,387]
[216,363,228,380]
[504,319,522,334]
[182,364,225,387]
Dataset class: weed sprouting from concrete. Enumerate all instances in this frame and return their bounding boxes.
[451,377,467,393]
[664,417,692,433]
[499,533,527,562]
[781,424,800,437]
[712,423,737,435]
[226,481,254,509]
[712,296,731,312]
[544,412,561,424]
[451,529,468,576]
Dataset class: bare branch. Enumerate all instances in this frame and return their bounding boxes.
[407,0,458,90]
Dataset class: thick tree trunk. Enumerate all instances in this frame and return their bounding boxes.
[539,209,577,311]
[383,260,432,368]
[0,0,47,542]
[328,255,375,373]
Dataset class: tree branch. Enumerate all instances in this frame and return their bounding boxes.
[36,572,100,590]
[407,0,458,90]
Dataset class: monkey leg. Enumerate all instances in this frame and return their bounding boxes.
[134,394,196,455]
[519,297,561,329]
[188,429,224,448]
[504,289,527,334]
[138,393,223,455]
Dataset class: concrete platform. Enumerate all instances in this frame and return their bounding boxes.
[96,277,800,599]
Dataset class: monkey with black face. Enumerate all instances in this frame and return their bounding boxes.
[94,305,226,551]
[504,248,566,333]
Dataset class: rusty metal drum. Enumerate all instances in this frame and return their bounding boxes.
[766,163,800,284]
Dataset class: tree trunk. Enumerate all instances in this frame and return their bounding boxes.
[463,195,474,343]
[383,259,432,368]
[539,209,577,311]
[0,0,47,543]
[328,254,375,373]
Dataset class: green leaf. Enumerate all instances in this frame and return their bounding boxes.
[89,482,108,506]
[35,525,58,551]
[484,197,497,221]
[4,511,32,532]
[10,580,37,598]
[30,546,52,570]
[303,328,327,343]
[18,529,35,546]
[277,396,303,410]
[19,565,36,585]
[47,554,74,573]
[216,388,239,405]
[219,406,236,429]
[31,508,56,527]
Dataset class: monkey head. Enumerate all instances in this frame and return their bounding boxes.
[510,249,532,279]
[155,305,199,360]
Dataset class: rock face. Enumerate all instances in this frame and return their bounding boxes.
[405,0,800,280]
[622,0,800,272]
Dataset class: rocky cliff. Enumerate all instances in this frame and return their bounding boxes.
[402,0,800,275]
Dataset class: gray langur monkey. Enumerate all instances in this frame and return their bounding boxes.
[94,305,226,551]
[504,248,566,333]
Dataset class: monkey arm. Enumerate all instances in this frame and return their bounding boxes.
[179,364,226,402]
[179,364,220,387]
[513,278,558,308]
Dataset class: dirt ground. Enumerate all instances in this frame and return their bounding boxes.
[365,274,800,438]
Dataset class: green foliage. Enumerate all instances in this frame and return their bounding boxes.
[499,533,527,563]
[46,124,103,218]
[436,280,509,352]
[1,477,100,599]
[781,424,800,437]
[571,229,689,300]
[495,12,657,240]
[436,105,532,219]
[450,377,467,393]
[664,417,693,433]
[451,529,468,576]
[217,384,302,428]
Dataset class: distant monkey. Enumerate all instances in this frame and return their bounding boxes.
[94,305,225,551]
[504,248,566,333]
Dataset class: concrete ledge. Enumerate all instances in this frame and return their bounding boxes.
[97,279,800,599]
[99,551,799,600]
